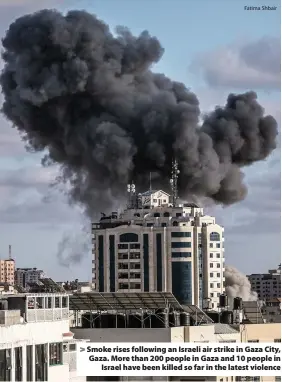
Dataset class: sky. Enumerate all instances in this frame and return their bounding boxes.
[0,0,280,281]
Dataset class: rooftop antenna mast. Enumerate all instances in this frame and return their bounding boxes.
[8,245,12,260]
[170,159,180,207]
[127,181,136,209]
[149,172,152,192]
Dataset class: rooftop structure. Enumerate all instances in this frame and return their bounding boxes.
[0,293,85,382]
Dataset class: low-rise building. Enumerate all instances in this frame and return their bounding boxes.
[0,293,86,382]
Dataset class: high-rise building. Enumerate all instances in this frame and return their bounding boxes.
[0,258,15,285]
[247,264,281,300]
[92,184,225,309]
[14,267,46,289]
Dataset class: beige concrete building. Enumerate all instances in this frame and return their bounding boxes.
[92,189,225,309]
[0,258,15,285]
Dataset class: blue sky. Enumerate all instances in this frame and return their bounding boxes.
[0,0,280,281]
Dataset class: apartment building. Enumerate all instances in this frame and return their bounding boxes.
[14,267,46,289]
[0,293,85,382]
[248,265,281,300]
[92,188,225,309]
[0,258,15,285]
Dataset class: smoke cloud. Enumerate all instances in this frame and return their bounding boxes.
[225,265,257,301]
[0,9,278,218]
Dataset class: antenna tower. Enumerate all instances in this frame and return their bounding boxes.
[8,245,12,260]
[170,159,180,207]
[127,182,136,209]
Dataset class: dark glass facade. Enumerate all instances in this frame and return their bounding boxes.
[171,242,191,248]
[120,233,138,242]
[171,252,191,258]
[198,233,203,308]
[143,234,149,291]
[172,262,192,305]
[156,233,162,291]
[109,235,115,292]
[98,235,104,292]
[171,232,191,237]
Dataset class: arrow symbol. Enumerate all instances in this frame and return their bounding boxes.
[80,347,85,352]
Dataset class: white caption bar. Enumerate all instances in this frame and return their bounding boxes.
[77,342,281,377]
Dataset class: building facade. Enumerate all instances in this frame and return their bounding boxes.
[15,267,46,289]
[92,189,225,309]
[247,265,281,300]
[0,259,15,285]
[0,293,85,382]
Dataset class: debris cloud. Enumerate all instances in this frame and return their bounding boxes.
[225,265,258,301]
[0,9,278,218]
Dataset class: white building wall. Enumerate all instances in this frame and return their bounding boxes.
[0,320,70,382]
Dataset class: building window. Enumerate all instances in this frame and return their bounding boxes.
[154,213,160,217]
[210,273,213,277]
[274,339,281,342]
[210,243,213,248]
[210,263,213,268]
[26,345,33,382]
[130,283,141,289]
[217,283,220,288]
[161,223,167,227]
[118,253,128,260]
[216,243,220,248]
[248,340,259,343]
[0,349,11,381]
[171,252,191,258]
[15,347,23,381]
[130,243,140,249]
[171,242,191,248]
[119,233,139,243]
[130,253,140,259]
[118,272,128,279]
[210,293,214,297]
[210,283,213,288]
[210,253,213,258]
[217,263,221,268]
[163,212,170,217]
[55,297,60,308]
[118,263,128,269]
[210,232,220,241]
[118,244,128,249]
[216,253,220,258]
[147,223,154,227]
[130,263,140,269]
[119,283,129,289]
[62,296,68,308]
[217,273,220,277]
[171,232,191,238]
[49,343,63,366]
[130,272,141,279]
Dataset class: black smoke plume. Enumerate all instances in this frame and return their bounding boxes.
[0,9,278,218]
